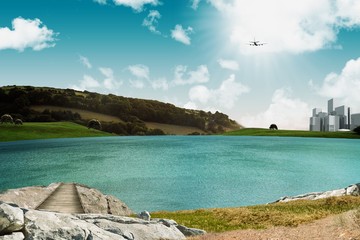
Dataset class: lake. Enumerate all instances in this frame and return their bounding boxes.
[0,136,359,212]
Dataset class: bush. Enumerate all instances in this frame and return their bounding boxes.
[14,119,23,125]
[0,114,13,124]
[354,126,360,134]
[269,124,278,130]
[87,119,102,130]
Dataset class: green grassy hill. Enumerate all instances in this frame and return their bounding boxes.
[0,122,112,142]
[0,85,240,135]
[224,128,360,139]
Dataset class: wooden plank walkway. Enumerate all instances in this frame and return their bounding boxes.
[36,183,84,214]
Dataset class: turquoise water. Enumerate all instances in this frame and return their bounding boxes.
[0,136,359,212]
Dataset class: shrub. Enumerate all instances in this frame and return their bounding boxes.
[269,124,278,130]
[14,119,23,125]
[354,126,360,134]
[0,114,13,124]
[87,119,102,130]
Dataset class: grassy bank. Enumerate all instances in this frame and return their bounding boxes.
[224,128,360,139]
[0,122,112,142]
[152,196,360,233]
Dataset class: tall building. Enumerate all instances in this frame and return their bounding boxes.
[309,98,359,132]
[328,99,334,115]
[351,113,360,130]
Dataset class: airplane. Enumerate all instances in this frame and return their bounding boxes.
[248,38,266,46]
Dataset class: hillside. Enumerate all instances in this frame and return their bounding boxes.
[0,85,240,135]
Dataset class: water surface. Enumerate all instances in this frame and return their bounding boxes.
[0,136,359,212]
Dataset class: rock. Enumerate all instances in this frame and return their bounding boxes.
[76,184,133,216]
[0,203,24,235]
[23,210,185,240]
[346,184,360,196]
[138,211,151,221]
[153,218,206,237]
[0,183,61,209]
[0,232,24,240]
[106,195,133,216]
[273,183,360,203]
[176,224,207,237]
[80,214,186,240]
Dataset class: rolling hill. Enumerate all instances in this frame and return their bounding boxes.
[0,85,240,135]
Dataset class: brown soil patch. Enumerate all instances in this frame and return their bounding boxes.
[190,210,360,240]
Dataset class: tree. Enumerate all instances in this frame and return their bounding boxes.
[87,119,102,130]
[0,114,13,124]
[354,126,360,134]
[269,124,278,130]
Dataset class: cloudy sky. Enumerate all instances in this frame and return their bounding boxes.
[1,0,360,130]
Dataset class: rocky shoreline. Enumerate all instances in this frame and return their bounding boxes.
[0,183,205,240]
[272,183,360,203]
[1,182,360,239]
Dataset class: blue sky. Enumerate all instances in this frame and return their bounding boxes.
[1,0,360,129]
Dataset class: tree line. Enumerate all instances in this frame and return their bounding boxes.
[0,86,239,135]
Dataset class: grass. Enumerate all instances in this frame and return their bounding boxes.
[224,128,360,139]
[151,196,360,233]
[0,122,112,142]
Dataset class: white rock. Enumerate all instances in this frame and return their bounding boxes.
[138,211,151,221]
[0,232,24,240]
[0,203,24,234]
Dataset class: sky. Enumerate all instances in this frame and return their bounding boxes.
[1,0,360,130]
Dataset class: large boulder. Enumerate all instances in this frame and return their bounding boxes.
[0,232,24,240]
[0,203,24,235]
[0,183,61,209]
[23,210,186,240]
[76,184,133,216]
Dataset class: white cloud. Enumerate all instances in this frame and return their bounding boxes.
[314,57,360,113]
[128,64,150,79]
[240,88,310,130]
[173,65,209,85]
[94,0,107,4]
[71,75,101,91]
[0,17,57,52]
[171,24,194,45]
[143,10,161,34]
[151,78,168,90]
[218,58,239,71]
[79,55,92,69]
[113,0,159,12]
[130,80,145,89]
[188,74,250,110]
[209,0,360,54]
[191,0,201,10]
[99,67,122,89]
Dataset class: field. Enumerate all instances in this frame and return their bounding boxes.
[224,128,360,139]
[31,105,205,135]
[152,196,360,233]
[31,105,123,122]
[0,122,112,142]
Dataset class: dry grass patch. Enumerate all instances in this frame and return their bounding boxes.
[31,105,122,122]
[151,196,360,233]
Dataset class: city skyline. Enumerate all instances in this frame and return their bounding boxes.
[1,0,360,130]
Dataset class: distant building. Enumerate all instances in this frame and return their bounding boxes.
[351,113,360,130]
[309,98,360,132]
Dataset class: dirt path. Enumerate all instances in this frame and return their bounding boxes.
[190,210,360,240]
